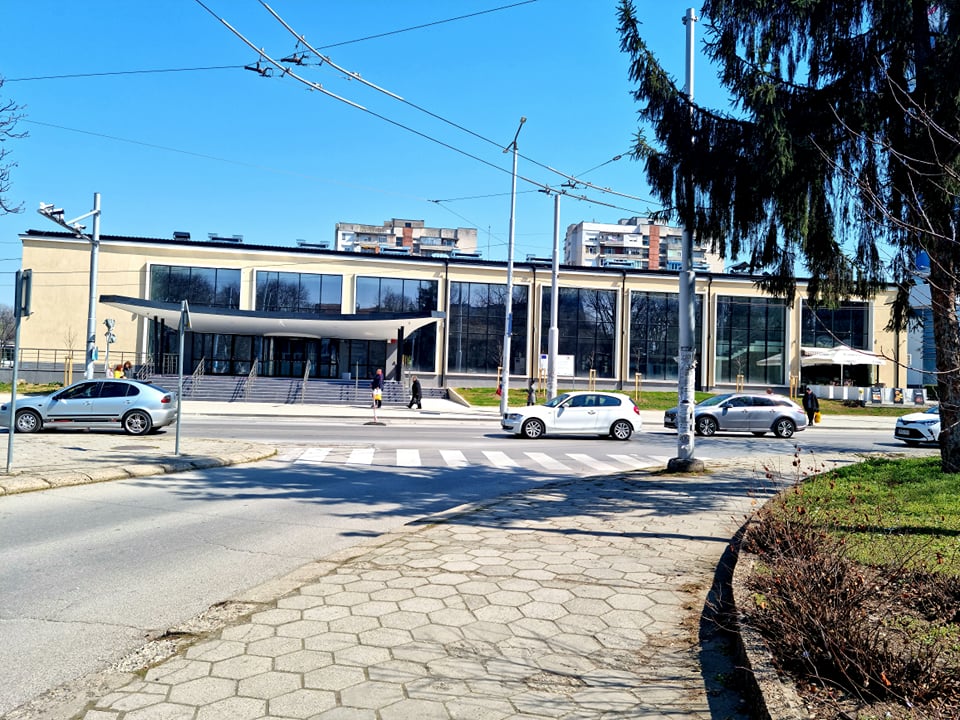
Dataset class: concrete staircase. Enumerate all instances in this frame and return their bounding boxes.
[149,374,448,406]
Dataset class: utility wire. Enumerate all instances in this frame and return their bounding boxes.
[258,2,658,206]
[5,65,243,82]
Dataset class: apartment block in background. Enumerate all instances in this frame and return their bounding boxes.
[564,217,723,272]
[335,218,479,258]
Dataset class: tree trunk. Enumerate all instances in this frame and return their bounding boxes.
[927,257,960,472]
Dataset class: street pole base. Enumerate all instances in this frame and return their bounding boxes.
[667,457,705,473]
[364,421,386,426]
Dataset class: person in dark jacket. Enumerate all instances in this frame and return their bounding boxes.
[371,368,384,408]
[802,386,820,425]
[407,375,422,409]
[527,379,536,406]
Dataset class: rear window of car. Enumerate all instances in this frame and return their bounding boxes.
[597,395,621,407]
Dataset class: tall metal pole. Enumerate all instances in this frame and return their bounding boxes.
[84,192,101,380]
[6,271,25,474]
[547,192,560,400]
[669,8,704,472]
[500,117,526,417]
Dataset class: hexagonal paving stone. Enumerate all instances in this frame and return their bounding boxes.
[328,614,380,633]
[412,584,457,599]
[339,680,405,709]
[250,607,302,625]
[427,607,476,627]
[168,676,236,706]
[211,654,272,680]
[195,696,265,720]
[237,670,302,699]
[268,688,337,718]
[379,697,448,720]
[278,594,328,611]
[312,707,377,720]
[443,696,514,720]
[247,635,303,658]
[123,703,195,720]
[304,631,357,652]
[519,600,567,621]
[303,604,351,622]
[145,658,210,684]
[351,600,399,618]
[397,596,445,614]
[326,591,372,607]
[273,649,333,673]
[304,665,366,691]
[277,619,330,639]
[370,587,414,602]
[358,626,413,648]
[333,644,391,667]
[220,623,275,643]
[185,639,246,662]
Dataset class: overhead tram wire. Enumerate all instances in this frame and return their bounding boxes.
[257,2,657,207]
[197,3,650,217]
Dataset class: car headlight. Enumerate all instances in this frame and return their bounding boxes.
[505,413,523,421]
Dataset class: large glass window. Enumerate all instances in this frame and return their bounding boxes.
[628,291,702,381]
[355,276,440,372]
[715,296,787,384]
[256,271,343,314]
[540,287,616,378]
[801,301,868,349]
[150,264,240,309]
[449,281,529,374]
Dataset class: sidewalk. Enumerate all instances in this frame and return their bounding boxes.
[1,400,893,719]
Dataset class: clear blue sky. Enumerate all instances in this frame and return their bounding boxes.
[0,1,722,300]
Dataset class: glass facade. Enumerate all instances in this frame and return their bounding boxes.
[715,296,787,384]
[255,271,342,314]
[540,287,617,378]
[801,301,868,349]
[448,281,529,374]
[628,291,703,381]
[150,264,241,308]
[356,276,439,373]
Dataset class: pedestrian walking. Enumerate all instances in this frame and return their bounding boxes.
[371,368,384,408]
[121,360,133,378]
[527,380,536,406]
[407,375,422,409]
[802,386,820,425]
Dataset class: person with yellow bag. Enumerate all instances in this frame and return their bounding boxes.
[802,386,820,426]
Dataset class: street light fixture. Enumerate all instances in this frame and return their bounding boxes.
[500,117,526,418]
[38,193,101,380]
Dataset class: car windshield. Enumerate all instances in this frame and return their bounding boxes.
[544,393,572,408]
[697,394,732,407]
[926,406,940,416]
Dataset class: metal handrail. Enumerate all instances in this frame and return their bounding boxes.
[244,360,258,401]
[189,357,206,396]
[300,360,312,403]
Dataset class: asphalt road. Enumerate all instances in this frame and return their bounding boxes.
[0,420,912,716]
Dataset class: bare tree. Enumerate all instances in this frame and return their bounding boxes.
[0,77,25,215]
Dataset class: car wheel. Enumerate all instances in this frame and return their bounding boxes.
[521,418,545,439]
[123,410,153,436]
[14,409,42,434]
[695,416,718,436]
[773,418,796,438]
[752,431,766,437]
[610,420,633,441]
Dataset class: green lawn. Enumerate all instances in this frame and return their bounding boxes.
[772,455,960,575]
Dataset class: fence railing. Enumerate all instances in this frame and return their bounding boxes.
[244,361,258,401]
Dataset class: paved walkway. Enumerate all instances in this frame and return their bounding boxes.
[1,400,899,719]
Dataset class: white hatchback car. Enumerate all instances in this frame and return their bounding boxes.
[894,405,941,446]
[501,391,641,440]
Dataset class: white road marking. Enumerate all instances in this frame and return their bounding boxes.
[483,450,519,468]
[396,449,421,467]
[440,450,469,468]
[525,452,572,472]
[300,448,331,464]
[346,448,375,465]
[565,453,618,473]
[609,453,659,469]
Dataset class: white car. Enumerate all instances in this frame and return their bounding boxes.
[501,391,641,440]
[894,405,940,446]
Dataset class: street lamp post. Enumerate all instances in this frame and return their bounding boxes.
[38,193,102,380]
[667,9,704,473]
[500,117,526,418]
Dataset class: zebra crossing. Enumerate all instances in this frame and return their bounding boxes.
[293,446,700,475]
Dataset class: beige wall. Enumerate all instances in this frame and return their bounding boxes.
[18,233,906,389]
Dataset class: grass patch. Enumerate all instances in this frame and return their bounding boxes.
[453,387,713,410]
[742,455,960,716]
[0,382,62,395]
[775,456,960,574]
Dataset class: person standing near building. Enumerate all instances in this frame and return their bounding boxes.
[802,386,819,425]
[527,379,536,406]
[407,375,422,409]
[371,368,384,408]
